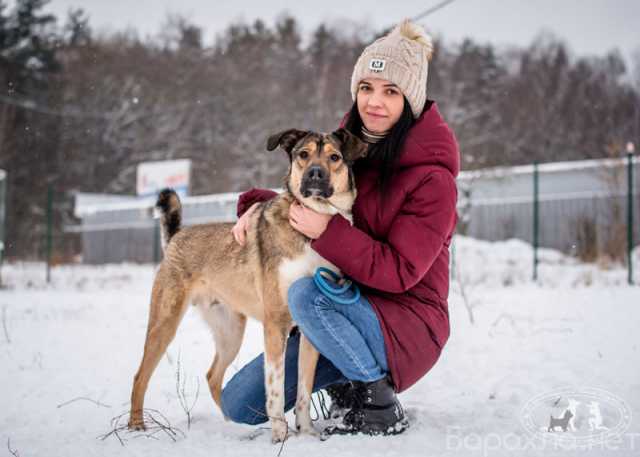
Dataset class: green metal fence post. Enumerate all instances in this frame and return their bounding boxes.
[0,170,6,288]
[533,162,539,282]
[627,146,635,285]
[46,184,53,283]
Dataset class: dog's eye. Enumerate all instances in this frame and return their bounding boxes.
[330,154,341,162]
[298,150,309,159]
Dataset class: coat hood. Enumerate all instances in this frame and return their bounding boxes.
[394,101,460,177]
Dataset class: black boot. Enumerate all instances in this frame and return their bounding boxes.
[325,382,356,419]
[321,376,409,438]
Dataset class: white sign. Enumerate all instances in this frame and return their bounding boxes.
[136,159,191,198]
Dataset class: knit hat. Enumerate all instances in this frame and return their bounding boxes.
[350,19,434,118]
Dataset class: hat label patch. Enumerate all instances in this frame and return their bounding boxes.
[369,58,386,72]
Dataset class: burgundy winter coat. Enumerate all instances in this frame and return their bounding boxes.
[237,100,459,392]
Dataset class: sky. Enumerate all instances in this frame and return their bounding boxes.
[36,0,640,65]
[18,0,640,68]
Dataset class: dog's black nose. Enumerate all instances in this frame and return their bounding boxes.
[305,165,327,181]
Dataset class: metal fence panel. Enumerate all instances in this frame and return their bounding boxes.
[72,158,638,264]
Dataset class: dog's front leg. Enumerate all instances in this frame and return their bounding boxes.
[295,333,320,437]
[263,320,289,443]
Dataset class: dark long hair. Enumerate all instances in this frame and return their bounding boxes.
[344,97,415,196]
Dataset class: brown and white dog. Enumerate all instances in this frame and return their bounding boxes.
[127,128,368,443]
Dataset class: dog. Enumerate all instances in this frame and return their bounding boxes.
[566,397,580,432]
[127,128,368,443]
[548,410,573,432]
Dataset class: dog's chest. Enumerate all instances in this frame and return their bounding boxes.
[278,243,339,295]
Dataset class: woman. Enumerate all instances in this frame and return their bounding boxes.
[222,19,459,437]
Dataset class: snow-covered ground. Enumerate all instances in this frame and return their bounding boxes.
[1,236,639,456]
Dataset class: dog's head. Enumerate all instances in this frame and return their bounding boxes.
[266,128,368,213]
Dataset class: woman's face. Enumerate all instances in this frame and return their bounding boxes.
[356,77,404,134]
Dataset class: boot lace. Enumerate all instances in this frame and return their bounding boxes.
[342,382,366,426]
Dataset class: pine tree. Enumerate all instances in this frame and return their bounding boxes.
[0,0,61,258]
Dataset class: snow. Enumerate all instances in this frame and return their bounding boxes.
[1,237,639,456]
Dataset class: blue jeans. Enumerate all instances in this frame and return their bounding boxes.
[220,276,389,425]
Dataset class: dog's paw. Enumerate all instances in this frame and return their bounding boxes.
[295,403,318,437]
[127,419,146,431]
[295,413,319,438]
[271,419,289,444]
[296,424,320,438]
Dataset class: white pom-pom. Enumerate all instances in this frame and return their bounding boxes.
[395,19,434,60]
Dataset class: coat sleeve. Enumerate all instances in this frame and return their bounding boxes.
[236,188,278,218]
[310,171,457,293]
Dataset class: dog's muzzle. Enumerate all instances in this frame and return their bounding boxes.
[301,165,334,198]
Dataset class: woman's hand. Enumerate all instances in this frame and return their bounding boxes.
[232,202,260,246]
[289,202,332,239]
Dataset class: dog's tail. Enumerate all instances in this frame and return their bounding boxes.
[156,188,182,250]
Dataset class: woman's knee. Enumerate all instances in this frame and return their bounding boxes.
[220,385,268,425]
[219,355,271,426]
[287,276,319,322]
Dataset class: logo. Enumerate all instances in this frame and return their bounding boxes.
[520,386,632,447]
[369,58,386,72]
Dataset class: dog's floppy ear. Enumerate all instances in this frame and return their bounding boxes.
[331,128,369,163]
[266,129,310,156]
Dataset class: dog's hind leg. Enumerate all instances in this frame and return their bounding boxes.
[128,273,189,430]
[198,303,247,416]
